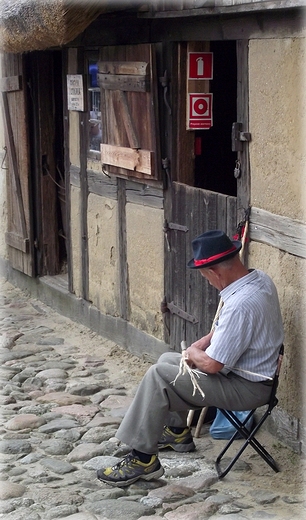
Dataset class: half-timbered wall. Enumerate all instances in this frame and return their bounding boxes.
[0,55,7,262]
[246,37,306,450]
[1,5,305,454]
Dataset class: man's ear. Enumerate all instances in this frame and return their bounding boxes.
[208,266,221,279]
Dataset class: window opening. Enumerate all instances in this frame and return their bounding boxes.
[88,60,102,152]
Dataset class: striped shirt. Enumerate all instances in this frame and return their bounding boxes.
[205,269,284,382]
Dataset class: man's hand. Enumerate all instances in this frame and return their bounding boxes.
[184,344,223,374]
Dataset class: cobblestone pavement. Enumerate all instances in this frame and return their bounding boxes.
[0,278,305,520]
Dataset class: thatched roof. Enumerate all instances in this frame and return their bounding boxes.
[0,0,134,54]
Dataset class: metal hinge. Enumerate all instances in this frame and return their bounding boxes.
[161,297,198,324]
[163,219,189,251]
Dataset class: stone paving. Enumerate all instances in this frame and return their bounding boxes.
[0,278,305,520]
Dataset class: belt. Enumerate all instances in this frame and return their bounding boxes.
[228,371,274,386]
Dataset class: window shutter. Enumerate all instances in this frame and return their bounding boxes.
[1,54,34,276]
[98,44,160,181]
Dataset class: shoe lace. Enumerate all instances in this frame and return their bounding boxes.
[112,453,135,470]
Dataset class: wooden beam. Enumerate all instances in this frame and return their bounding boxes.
[141,1,305,18]
[99,61,149,75]
[236,40,250,224]
[118,178,129,321]
[101,144,152,175]
[249,207,306,259]
[98,73,150,92]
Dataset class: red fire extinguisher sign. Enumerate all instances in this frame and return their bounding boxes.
[188,52,213,80]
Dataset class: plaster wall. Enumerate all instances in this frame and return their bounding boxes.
[249,38,306,221]
[0,54,8,262]
[70,186,82,298]
[69,111,80,167]
[248,38,306,425]
[249,243,306,424]
[126,203,164,339]
[87,193,120,315]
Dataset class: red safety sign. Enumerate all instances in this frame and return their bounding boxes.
[188,52,213,80]
[187,93,213,130]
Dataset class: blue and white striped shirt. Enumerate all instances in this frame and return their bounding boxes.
[205,270,284,382]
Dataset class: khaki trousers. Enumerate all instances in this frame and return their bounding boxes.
[116,352,272,454]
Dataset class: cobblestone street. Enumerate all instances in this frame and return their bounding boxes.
[0,278,305,520]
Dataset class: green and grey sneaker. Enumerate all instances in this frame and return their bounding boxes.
[158,426,195,452]
[96,452,164,487]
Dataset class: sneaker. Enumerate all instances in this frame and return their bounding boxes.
[158,426,195,452]
[96,452,164,487]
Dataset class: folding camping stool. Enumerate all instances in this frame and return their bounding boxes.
[215,344,284,478]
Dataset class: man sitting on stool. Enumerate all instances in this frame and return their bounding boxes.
[97,229,284,487]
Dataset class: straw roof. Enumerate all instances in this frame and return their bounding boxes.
[0,0,131,53]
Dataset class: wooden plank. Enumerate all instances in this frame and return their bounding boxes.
[149,9,305,42]
[125,180,163,209]
[70,165,81,188]
[226,196,238,237]
[236,40,250,224]
[73,9,304,49]
[170,182,187,350]
[185,185,203,346]
[144,1,305,17]
[78,47,89,300]
[202,189,219,331]
[118,90,140,148]
[118,178,129,321]
[217,193,228,236]
[174,43,194,184]
[5,232,29,253]
[87,170,118,199]
[99,61,149,75]
[2,91,28,240]
[0,75,22,92]
[98,73,150,92]
[65,48,77,293]
[249,207,306,259]
[101,143,152,175]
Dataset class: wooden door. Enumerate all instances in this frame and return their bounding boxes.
[29,52,60,276]
[163,40,249,350]
[163,183,237,351]
[1,54,34,276]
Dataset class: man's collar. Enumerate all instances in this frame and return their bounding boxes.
[220,269,258,301]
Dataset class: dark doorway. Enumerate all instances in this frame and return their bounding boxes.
[194,41,237,196]
[27,50,67,276]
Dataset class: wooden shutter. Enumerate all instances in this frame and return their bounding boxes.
[1,54,34,276]
[98,44,160,181]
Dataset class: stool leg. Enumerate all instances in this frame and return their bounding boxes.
[187,410,195,427]
[194,407,209,438]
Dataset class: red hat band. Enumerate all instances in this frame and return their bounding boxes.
[194,245,237,267]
